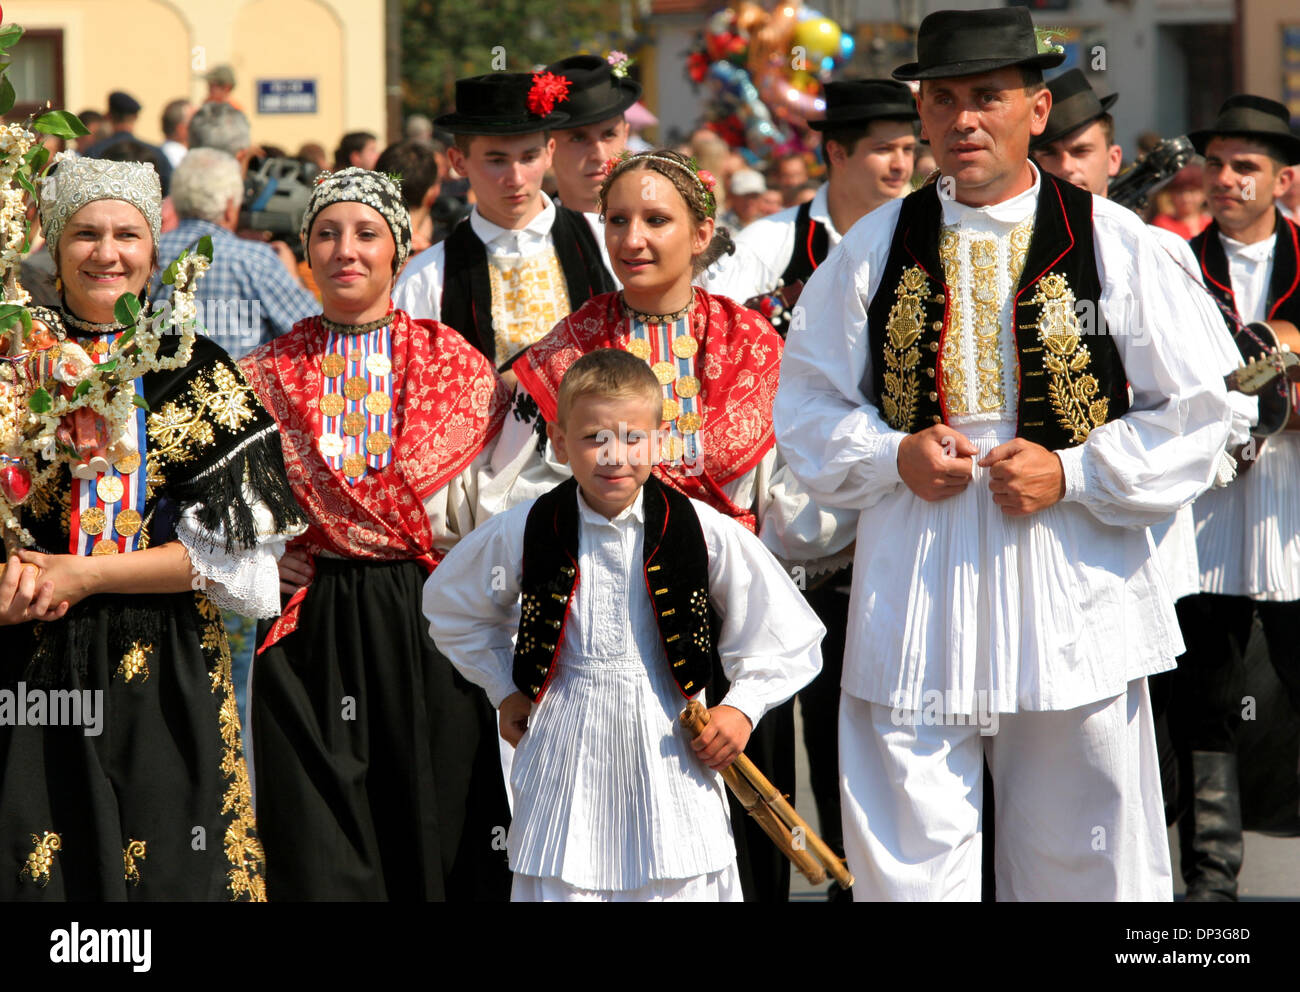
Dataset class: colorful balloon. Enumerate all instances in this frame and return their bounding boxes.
[793,17,842,63]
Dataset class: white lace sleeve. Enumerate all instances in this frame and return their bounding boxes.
[176,487,307,618]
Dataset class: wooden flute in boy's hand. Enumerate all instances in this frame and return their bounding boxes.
[680,700,854,889]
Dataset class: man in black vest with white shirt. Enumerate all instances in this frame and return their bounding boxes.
[1173,95,1300,901]
[393,72,614,374]
[775,7,1233,899]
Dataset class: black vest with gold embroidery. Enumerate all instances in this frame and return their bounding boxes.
[513,476,717,703]
[864,171,1129,449]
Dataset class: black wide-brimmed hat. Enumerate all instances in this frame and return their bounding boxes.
[434,73,571,135]
[546,55,641,130]
[808,79,918,132]
[1187,94,1300,164]
[1031,69,1118,149]
[893,7,1066,81]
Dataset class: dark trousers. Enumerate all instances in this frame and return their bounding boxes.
[1169,593,1300,756]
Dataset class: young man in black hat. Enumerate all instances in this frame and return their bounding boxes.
[393,72,614,372]
[775,6,1234,900]
[1171,94,1300,901]
[546,54,639,217]
[709,79,918,314]
[1030,69,1121,201]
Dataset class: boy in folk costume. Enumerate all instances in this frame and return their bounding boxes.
[423,349,823,901]
[393,72,614,373]
[775,7,1234,899]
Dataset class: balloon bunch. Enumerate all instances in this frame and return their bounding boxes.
[686,2,855,157]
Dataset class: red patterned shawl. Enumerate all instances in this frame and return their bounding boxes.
[513,289,781,530]
[238,308,509,649]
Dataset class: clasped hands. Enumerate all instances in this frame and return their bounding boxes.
[0,553,72,625]
[897,424,1066,516]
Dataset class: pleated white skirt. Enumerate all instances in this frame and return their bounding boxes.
[506,655,736,891]
[1195,432,1300,601]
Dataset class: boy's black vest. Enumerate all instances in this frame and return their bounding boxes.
[1189,210,1300,332]
[513,476,717,704]
[864,171,1128,449]
[780,200,830,287]
[441,205,615,371]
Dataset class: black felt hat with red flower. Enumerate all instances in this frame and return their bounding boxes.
[434,72,573,135]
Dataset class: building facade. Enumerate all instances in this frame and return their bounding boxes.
[5,0,387,154]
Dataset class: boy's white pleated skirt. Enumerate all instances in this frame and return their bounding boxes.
[511,862,744,902]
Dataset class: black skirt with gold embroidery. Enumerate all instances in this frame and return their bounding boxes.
[0,321,304,902]
[0,592,263,900]
[252,558,512,901]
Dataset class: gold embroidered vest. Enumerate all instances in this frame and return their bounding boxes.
[487,247,571,368]
[865,172,1129,449]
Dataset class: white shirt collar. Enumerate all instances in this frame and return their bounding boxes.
[1219,230,1276,264]
[940,161,1041,228]
[468,192,557,251]
[576,486,645,527]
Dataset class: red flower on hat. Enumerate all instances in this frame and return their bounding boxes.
[527,71,571,117]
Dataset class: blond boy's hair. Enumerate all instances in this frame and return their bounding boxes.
[555,348,663,426]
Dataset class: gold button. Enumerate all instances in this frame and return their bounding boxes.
[925,368,934,377]
[931,321,943,330]
[928,341,939,352]
[932,415,942,424]
[928,391,938,401]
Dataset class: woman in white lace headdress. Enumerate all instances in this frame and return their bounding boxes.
[0,155,305,901]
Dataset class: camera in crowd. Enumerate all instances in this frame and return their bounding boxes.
[239,156,320,258]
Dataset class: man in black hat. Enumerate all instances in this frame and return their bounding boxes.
[546,54,640,216]
[1030,69,1121,200]
[775,6,1234,900]
[1171,94,1300,901]
[85,90,173,195]
[393,72,615,372]
[709,79,918,317]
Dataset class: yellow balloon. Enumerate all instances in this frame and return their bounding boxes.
[793,17,842,64]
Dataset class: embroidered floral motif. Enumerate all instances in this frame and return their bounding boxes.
[881,266,926,431]
[487,250,572,367]
[19,831,61,886]
[117,642,152,683]
[195,593,266,902]
[146,362,256,465]
[969,236,1005,412]
[123,839,147,885]
[938,230,968,416]
[1032,272,1107,443]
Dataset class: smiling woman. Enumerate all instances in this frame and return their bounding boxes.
[0,156,307,902]
[237,167,514,901]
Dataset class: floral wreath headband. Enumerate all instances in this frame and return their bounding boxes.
[599,152,718,217]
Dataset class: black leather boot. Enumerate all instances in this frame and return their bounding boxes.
[1178,750,1244,902]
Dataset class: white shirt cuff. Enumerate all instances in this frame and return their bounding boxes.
[1056,444,1087,501]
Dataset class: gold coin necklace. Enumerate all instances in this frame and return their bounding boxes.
[620,294,704,468]
[318,318,396,483]
[71,328,150,556]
